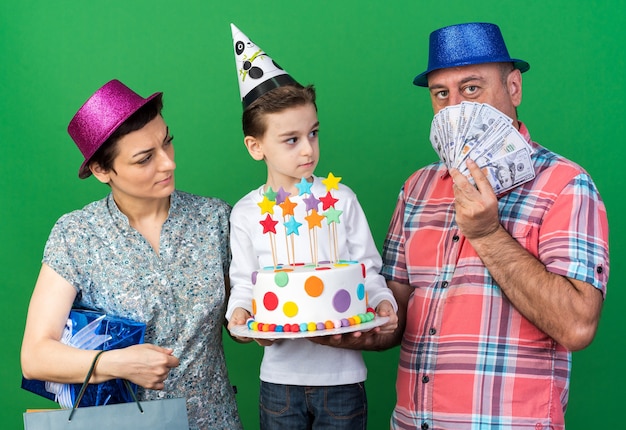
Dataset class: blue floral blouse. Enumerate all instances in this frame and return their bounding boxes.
[43,190,242,430]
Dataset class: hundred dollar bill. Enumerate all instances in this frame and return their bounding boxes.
[430,115,449,167]
[467,125,533,169]
[455,104,510,166]
[474,147,535,195]
[430,102,536,195]
[456,102,480,150]
[430,112,452,168]
[442,108,457,165]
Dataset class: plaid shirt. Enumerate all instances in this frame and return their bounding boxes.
[382,123,609,430]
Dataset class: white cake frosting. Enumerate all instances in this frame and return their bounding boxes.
[250,260,371,331]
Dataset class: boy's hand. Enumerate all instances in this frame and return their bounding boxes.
[227,307,276,346]
[227,307,253,343]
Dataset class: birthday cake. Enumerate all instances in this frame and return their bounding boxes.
[249,260,375,333]
[244,173,376,334]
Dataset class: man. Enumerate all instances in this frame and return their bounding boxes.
[382,22,609,429]
[315,22,609,429]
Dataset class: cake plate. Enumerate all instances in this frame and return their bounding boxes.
[229,316,390,340]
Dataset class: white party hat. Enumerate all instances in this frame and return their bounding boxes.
[231,23,299,108]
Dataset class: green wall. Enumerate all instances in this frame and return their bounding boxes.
[2,1,623,428]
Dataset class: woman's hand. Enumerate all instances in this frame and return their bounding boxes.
[98,344,179,390]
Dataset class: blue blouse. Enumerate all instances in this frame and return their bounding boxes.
[43,190,241,430]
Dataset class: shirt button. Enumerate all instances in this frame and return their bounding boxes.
[160,278,167,286]
[429,328,437,335]
[441,281,448,288]
[596,266,603,274]
[422,375,429,383]
[421,422,429,430]
[452,235,460,242]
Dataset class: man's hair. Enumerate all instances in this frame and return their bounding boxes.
[497,62,520,119]
[498,62,515,85]
[88,95,164,175]
[242,84,317,138]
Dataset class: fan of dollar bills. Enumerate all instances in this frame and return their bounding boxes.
[430,101,535,195]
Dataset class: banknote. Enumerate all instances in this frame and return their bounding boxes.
[430,115,448,166]
[456,101,479,149]
[476,148,535,194]
[455,104,511,165]
[429,101,535,194]
[469,125,532,168]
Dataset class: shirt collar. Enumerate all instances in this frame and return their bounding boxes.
[105,191,178,227]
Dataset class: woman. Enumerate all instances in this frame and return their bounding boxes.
[20,79,242,430]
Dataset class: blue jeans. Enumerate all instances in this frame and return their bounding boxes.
[259,381,367,430]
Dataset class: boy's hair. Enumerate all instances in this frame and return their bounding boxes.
[242,84,317,138]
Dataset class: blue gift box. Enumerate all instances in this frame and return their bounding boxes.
[21,309,146,408]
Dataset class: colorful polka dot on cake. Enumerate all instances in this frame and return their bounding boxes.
[263,292,278,311]
[304,276,324,297]
[332,289,351,313]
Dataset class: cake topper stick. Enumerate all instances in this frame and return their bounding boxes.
[324,209,343,262]
[279,197,298,265]
[283,215,302,265]
[320,173,343,263]
[271,234,277,267]
[304,209,324,266]
[309,219,319,265]
[311,230,318,265]
[260,214,279,267]
[303,192,321,265]
[328,224,337,262]
[332,223,339,261]
[284,225,291,265]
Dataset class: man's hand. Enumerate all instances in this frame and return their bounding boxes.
[449,158,500,240]
[375,300,398,335]
[307,291,407,351]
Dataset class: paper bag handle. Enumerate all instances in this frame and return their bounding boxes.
[68,350,143,421]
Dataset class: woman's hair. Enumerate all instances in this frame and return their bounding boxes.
[242,84,316,138]
[87,95,164,175]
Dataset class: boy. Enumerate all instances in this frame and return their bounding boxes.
[226,24,398,429]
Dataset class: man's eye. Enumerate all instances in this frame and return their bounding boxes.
[436,90,448,99]
[286,137,297,145]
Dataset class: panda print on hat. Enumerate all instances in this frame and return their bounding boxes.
[230,23,298,108]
